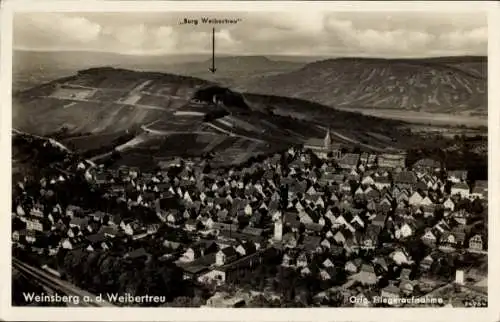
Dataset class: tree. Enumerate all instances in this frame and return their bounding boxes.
[326,290,345,307]
[248,294,271,307]
[202,162,212,174]
[405,237,428,263]
[471,198,484,214]
[169,296,204,307]
[279,184,289,210]
[277,267,297,301]
[98,254,120,292]
[12,272,52,306]
[156,262,185,300]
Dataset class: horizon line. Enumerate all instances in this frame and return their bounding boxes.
[13,47,488,60]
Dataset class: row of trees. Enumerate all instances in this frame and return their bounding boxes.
[51,249,192,306]
[406,140,487,182]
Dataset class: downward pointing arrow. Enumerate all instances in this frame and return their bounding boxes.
[209,27,217,73]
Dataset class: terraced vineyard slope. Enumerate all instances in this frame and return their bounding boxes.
[238,56,487,114]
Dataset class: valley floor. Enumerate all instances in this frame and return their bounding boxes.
[335,108,487,128]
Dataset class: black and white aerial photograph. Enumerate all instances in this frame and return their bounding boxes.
[9,3,490,312]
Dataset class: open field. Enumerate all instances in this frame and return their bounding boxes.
[106,133,278,170]
[61,131,132,153]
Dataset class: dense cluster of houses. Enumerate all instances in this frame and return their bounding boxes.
[11,132,488,307]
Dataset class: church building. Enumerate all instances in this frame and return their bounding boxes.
[303,128,342,159]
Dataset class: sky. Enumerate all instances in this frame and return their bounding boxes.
[13,11,488,57]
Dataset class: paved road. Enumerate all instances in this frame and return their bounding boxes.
[204,122,266,143]
[140,125,220,136]
[13,258,115,307]
[89,151,113,162]
[140,121,267,144]
[42,95,169,111]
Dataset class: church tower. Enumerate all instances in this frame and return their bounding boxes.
[324,127,332,151]
[274,217,283,241]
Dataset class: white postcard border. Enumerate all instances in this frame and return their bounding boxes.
[1,1,498,321]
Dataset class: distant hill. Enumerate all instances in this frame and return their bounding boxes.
[13,66,402,137]
[13,49,211,72]
[14,66,432,165]
[13,67,212,135]
[237,56,487,114]
[12,50,213,92]
[13,50,305,91]
[165,56,304,84]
